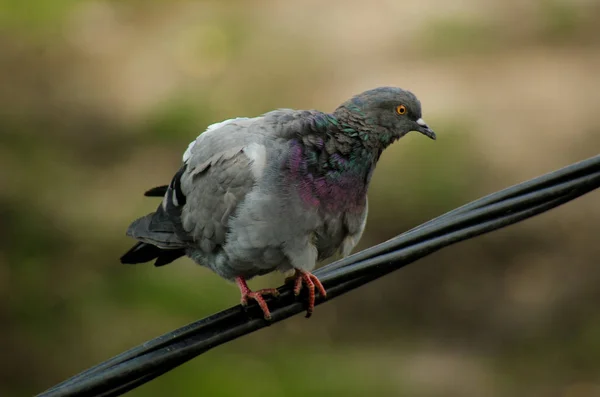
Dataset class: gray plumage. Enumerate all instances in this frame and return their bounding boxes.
[121,87,436,314]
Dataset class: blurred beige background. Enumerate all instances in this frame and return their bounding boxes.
[1,1,600,396]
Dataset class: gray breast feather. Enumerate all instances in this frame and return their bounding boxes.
[340,197,369,257]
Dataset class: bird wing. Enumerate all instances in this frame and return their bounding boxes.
[179,151,257,253]
[126,110,324,258]
[125,117,265,252]
[178,117,269,254]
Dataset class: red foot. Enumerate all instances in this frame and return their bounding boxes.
[235,276,280,320]
[293,270,327,318]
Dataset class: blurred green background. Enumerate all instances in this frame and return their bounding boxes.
[1,0,600,396]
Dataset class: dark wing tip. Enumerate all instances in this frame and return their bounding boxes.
[153,249,186,267]
[120,242,161,264]
[120,242,185,267]
[144,185,169,197]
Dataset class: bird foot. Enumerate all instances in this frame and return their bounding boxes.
[292,270,327,318]
[235,276,280,320]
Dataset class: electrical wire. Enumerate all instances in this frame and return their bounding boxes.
[39,154,600,397]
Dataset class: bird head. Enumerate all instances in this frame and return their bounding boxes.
[334,87,436,145]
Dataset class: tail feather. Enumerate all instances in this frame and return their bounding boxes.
[126,210,185,247]
[120,241,185,267]
[121,242,161,264]
[153,248,186,267]
[122,173,187,267]
[123,210,187,267]
[144,185,169,197]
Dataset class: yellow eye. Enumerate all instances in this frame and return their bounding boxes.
[396,105,407,115]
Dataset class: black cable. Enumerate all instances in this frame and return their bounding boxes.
[38,154,600,397]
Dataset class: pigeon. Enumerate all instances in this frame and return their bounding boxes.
[121,87,436,319]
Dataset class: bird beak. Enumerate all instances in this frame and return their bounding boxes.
[416,118,436,140]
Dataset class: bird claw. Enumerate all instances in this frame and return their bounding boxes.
[292,270,327,318]
[236,277,279,320]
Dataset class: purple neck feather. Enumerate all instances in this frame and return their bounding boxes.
[287,138,374,212]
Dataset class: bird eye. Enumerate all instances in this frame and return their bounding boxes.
[395,105,407,115]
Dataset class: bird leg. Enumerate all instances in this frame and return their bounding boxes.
[235,276,280,320]
[292,269,327,318]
